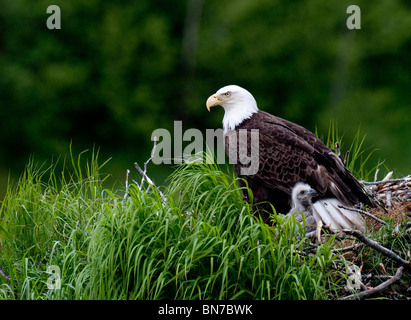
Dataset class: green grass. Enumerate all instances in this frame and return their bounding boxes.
[0,126,408,300]
[0,149,347,300]
[316,121,389,181]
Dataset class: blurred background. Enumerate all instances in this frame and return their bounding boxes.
[0,0,410,198]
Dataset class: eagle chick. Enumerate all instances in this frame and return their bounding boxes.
[287,183,317,232]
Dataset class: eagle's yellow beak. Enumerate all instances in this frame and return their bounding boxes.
[206,94,220,111]
[206,94,229,111]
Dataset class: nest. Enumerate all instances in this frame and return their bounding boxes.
[360,173,411,228]
[361,173,411,205]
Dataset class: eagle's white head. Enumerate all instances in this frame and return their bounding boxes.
[206,85,259,133]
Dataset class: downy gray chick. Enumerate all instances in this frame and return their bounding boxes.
[287,183,318,232]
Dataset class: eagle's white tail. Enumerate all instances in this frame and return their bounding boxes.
[312,199,366,232]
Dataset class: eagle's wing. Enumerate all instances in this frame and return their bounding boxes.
[235,111,373,208]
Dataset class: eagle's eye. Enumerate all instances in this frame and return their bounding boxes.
[225,91,231,97]
[300,190,306,195]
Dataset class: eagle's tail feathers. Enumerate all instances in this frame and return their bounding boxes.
[312,199,366,232]
[312,200,340,230]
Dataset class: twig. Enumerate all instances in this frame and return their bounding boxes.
[363,273,392,282]
[385,190,392,207]
[138,137,157,190]
[125,136,165,201]
[144,137,157,175]
[342,229,410,268]
[374,168,380,182]
[305,230,316,239]
[134,162,164,198]
[343,151,349,167]
[131,137,166,201]
[334,142,341,160]
[123,169,130,201]
[133,137,158,190]
[342,266,404,300]
[134,161,165,200]
[316,220,323,244]
[331,142,349,166]
[361,176,410,186]
[333,243,363,253]
[0,264,10,281]
[53,224,70,239]
[338,204,387,225]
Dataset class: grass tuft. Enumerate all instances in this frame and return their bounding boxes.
[0,128,407,300]
[0,149,345,300]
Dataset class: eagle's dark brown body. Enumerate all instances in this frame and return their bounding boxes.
[225,110,374,223]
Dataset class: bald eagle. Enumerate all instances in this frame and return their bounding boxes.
[206,85,373,231]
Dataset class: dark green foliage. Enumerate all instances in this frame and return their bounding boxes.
[0,146,408,300]
[0,151,344,300]
[0,1,410,194]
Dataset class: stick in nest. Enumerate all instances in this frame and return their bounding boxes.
[361,175,410,186]
[342,229,411,268]
[338,204,387,225]
[342,266,404,300]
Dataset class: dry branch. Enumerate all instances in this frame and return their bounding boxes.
[342,229,411,268]
[333,243,363,253]
[373,168,380,183]
[361,176,410,186]
[124,137,166,201]
[361,175,411,205]
[338,204,387,225]
[135,136,158,193]
[123,169,130,201]
[133,161,165,199]
[53,224,70,239]
[342,266,404,300]
[0,264,10,281]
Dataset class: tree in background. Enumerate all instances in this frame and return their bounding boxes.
[0,0,410,193]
